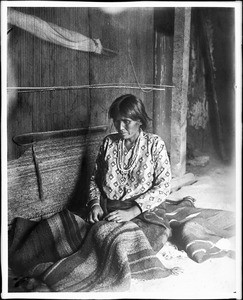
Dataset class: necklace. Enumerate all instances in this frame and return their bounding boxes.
[117,133,141,173]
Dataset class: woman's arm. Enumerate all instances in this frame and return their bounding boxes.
[86,140,107,223]
[87,170,104,223]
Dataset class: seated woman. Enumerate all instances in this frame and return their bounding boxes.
[87,94,173,252]
[8,94,235,292]
[86,93,235,261]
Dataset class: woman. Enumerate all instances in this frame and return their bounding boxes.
[9,94,234,292]
[86,94,174,250]
[86,94,235,259]
[84,94,181,252]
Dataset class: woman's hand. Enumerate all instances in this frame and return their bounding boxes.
[104,206,141,223]
[87,205,104,224]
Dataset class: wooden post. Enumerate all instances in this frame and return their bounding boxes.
[153,31,173,150]
[170,7,191,177]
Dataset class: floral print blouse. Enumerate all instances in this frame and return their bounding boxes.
[88,130,171,212]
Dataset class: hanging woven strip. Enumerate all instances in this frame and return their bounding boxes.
[7,8,102,54]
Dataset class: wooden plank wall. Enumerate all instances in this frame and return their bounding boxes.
[7,7,154,160]
[89,8,154,129]
[154,8,174,152]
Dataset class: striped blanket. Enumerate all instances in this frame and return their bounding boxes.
[9,198,235,292]
[9,209,172,292]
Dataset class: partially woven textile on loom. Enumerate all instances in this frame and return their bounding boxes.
[8,132,106,225]
[9,209,172,292]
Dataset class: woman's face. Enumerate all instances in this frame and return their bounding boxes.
[113,114,141,141]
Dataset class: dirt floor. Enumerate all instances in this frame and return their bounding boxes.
[129,154,240,299]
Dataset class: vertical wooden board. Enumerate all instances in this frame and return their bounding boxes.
[88,7,154,131]
[127,7,154,127]
[154,31,174,147]
[170,8,191,177]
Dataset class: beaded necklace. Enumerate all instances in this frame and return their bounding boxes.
[117,132,141,173]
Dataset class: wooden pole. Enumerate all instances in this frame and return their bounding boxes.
[170,7,191,177]
[153,30,174,149]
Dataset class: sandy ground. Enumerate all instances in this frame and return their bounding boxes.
[129,155,241,299]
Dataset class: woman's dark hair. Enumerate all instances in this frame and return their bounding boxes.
[108,94,151,130]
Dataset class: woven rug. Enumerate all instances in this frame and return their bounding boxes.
[8,198,235,292]
[9,209,173,292]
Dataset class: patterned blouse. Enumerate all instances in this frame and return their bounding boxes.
[88,130,171,213]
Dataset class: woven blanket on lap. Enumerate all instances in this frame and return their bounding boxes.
[9,209,172,292]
